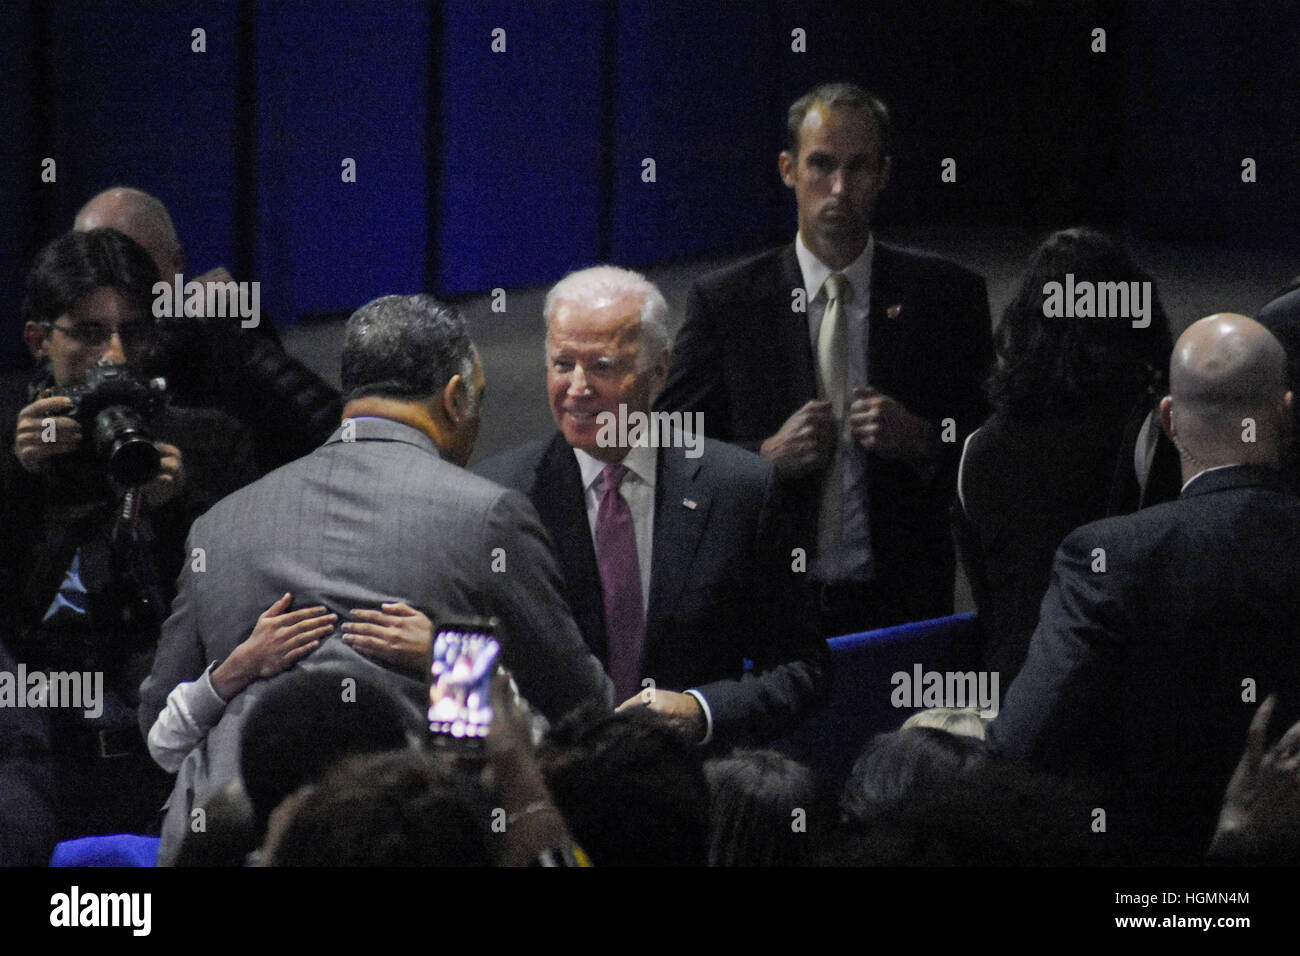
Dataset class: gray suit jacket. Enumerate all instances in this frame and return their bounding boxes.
[140,418,613,863]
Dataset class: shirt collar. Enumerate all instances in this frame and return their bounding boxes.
[1180,462,1253,494]
[795,231,874,304]
[574,442,658,493]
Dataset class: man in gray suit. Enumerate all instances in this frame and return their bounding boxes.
[140,294,613,864]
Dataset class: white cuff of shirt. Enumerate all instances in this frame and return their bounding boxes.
[684,689,713,746]
[146,663,230,773]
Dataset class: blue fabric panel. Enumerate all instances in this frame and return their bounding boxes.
[0,2,38,367]
[775,612,982,792]
[43,2,240,280]
[610,0,781,267]
[435,0,603,295]
[51,834,160,867]
[253,1,429,318]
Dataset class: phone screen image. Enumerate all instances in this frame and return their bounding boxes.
[428,625,500,739]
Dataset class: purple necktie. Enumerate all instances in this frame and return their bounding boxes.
[596,463,645,701]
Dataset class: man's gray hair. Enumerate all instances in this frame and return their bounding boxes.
[543,265,670,369]
[341,294,475,403]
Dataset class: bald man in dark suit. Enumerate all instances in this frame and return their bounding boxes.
[991,314,1300,864]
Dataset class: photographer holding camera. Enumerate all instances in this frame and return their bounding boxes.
[1,228,257,844]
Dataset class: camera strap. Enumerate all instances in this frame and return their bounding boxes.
[110,488,169,633]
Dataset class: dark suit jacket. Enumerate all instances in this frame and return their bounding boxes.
[0,637,57,866]
[476,432,831,746]
[153,297,343,475]
[141,418,613,863]
[989,465,1300,863]
[1257,287,1300,491]
[1257,285,1300,396]
[654,241,993,624]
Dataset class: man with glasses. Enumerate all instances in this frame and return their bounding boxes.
[18,297,170,473]
[2,228,256,846]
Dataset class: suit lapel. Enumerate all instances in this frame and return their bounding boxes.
[531,434,609,664]
[647,447,711,643]
[867,243,905,388]
[777,245,819,400]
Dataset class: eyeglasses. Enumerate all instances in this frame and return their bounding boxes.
[47,321,158,350]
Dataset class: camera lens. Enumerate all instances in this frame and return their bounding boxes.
[92,406,161,486]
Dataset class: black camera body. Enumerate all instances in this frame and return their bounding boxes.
[57,363,169,486]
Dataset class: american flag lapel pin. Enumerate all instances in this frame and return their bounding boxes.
[887,303,904,319]
[682,498,698,510]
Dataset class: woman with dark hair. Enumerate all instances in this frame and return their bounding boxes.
[956,228,1177,682]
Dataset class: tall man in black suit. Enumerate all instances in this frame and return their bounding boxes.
[477,266,829,747]
[655,83,993,634]
[990,313,1300,864]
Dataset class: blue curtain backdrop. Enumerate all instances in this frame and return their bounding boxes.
[2,0,1297,368]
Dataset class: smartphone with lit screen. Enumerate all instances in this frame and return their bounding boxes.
[427,618,500,746]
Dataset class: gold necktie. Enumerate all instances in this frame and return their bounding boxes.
[817,273,850,558]
[817,273,848,415]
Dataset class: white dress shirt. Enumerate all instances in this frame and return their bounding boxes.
[146,663,229,773]
[1181,463,1243,493]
